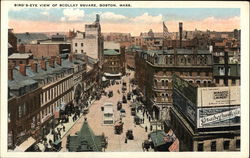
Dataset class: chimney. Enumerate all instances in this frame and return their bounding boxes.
[19,44,25,53]
[8,66,14,80]
[31,62,38,73]
[40,59,47,71]
[19,64,26,76]
[179,22,183,48]
[49,57,55,68]
[96,14,100,23]
[68,54,73,62]
[56,56,62,65]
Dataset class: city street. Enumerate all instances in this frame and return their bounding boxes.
[60,70,149,152]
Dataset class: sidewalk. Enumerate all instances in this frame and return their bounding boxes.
[37,98,97,151]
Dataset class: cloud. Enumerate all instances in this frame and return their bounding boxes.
[9,15,240,36]
[131,13,163,24]
[41,11,49,16]
[101,12,127,21]
[61,8,85,22]
[100,12,163,25]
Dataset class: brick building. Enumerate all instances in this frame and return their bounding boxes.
[8,53,33,66]
[170,75,240,151]
[8,55,86,151]
[135,48,213,122]
[102,42,125,79]
[125,46,141,70]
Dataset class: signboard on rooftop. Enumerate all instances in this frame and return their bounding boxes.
[197,86,240,107]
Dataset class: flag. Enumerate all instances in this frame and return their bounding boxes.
[163,22,170,39]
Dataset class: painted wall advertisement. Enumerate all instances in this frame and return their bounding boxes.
[173,74,197,125]
[197,106,240,128]
[173,90,196,125]
[197,86,240,107]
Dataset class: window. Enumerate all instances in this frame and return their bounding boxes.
[232,79,236,85]
[154,79,157,87]
[165,80,168,86]
[197,143,204,151]
[23,103,26,115]
[8,113,11,123]
[219,67,225,76]
[188,58,191,63]
[216,78,219,84]
[75,50,77,53]
[223,140,230,150]
[81,50,83,53]
[162,80,164,86]
[211,141,216,151]
[81,43,83,47]
[75,43,77,47]
[18,105,22,118]
[197,72,200,76]
[236,139,240,149]
[181,58,184,63]
[206,72,209,76]
[169,58,173,64]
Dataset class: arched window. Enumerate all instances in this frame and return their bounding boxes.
[154,79,157,87]
[162,80,164,86]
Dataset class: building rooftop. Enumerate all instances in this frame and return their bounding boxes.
[67,120,104,151]
[15,33,49,44]
[103,49,120,56]
[142,48,211,56]
[8,53,33,59]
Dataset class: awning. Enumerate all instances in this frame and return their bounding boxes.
[14,137,36,152]
[102,76,107,82]
[104,72,122,77]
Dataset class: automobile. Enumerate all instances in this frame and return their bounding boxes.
[117,101,122,110]
[108,91,113,98]
[122,95,127,103]
[126,130,134,140]
[134,115,140,125]
[120,108,126,117]
[127,93,131,100]
[131,107,136,116]
[114,120,124,134]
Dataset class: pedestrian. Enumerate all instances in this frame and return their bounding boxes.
[145,126,148,132]
[142,118,144,124]
[125,138,127,144]
[63,125,65,132]
[150,125,153,131]
[149,116,151,122]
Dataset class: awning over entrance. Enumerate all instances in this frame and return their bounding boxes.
[104,72,122,77]
[102,76,107,82]
[14,137,36,152]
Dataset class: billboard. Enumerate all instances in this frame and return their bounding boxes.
[197,106,240,128]
[197,86,240,107]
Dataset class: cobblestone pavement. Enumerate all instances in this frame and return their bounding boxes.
[60,70,150,152]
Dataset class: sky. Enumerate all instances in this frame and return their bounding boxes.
[8,8,240,36]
